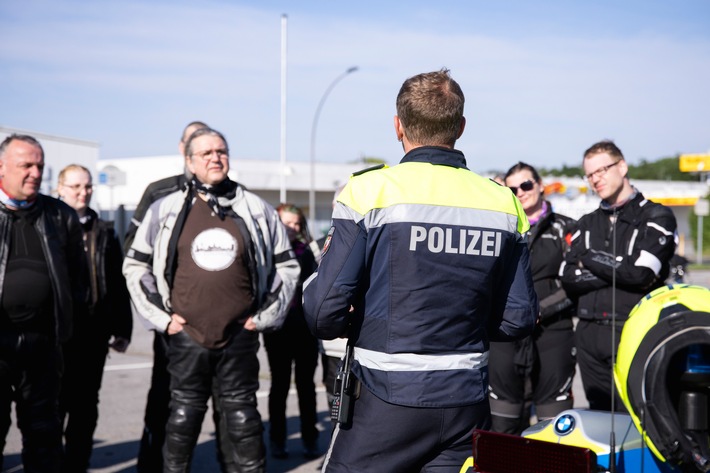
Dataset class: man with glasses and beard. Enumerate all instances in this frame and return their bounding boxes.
[123,127,299,472]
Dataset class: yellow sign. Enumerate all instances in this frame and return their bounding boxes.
[647,196,699,207]
[679,154,710,172]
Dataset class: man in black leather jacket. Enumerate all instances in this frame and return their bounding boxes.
[561,140,677,411]
[0,134,87,472]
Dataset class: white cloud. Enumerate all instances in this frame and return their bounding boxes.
[0,0,708,172]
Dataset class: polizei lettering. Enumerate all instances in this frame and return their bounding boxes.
[409,225,501,256]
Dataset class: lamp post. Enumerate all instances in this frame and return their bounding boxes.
[309,66,359,227]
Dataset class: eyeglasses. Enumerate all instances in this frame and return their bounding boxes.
[508,180,535,195]
[61,183,93,192]
[191,149,229,161]
[584,161,620,181]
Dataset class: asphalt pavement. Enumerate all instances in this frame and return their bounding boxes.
[3,323,330,473]
[3,269,709,472]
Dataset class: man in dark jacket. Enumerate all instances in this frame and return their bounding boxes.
[303,69,537,472]
[57,164,132,472]
[0,134,87,472]
[561,140,677,411]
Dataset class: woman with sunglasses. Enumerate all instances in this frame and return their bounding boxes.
[263,203,321,460]
[488,162,577,435]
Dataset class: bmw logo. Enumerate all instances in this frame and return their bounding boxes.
[554,414,575,436]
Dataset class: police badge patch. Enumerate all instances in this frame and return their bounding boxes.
[321,226,335,258]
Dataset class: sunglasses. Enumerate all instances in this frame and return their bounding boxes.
[508,180,535,194]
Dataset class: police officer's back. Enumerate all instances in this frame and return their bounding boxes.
[303,69,538,472]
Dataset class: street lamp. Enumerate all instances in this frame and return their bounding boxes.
[309,66,359,227]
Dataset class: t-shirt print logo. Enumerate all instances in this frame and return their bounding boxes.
[191,228,238,271]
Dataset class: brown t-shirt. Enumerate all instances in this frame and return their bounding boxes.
[170,197,254,348]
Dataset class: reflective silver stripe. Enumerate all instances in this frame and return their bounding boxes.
[334,202,520,234]
[332,201,365,223]
[628,228,639,256]
[558,261,567,277]
[361,204,519,233]
[635,249,662,276]
[354,347,488,371]
[647,221,674,236]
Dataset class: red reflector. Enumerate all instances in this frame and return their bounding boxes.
[472,429,597,473]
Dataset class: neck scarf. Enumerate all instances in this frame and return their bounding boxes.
[0,182,36,210]
[528,201,549,226]
[191,177,238,220]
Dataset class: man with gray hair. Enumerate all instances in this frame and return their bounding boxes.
[124,127,300,472]
[0,134,87,472]
[124,120,242,473]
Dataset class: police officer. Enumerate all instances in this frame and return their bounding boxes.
[303,69,538,472]
[561,140,677,411]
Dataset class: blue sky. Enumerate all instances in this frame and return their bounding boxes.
[1,0,709,173]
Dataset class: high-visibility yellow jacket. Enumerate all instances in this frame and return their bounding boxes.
[303,146,538,407]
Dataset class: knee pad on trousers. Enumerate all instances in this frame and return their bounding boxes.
[223,405,265,473]
[163,404,206,473]
[491,414,529,435]
[535,398,574,421]
[490,397,528,435]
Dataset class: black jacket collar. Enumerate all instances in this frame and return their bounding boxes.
[400,146,468,170]
[600,188,643,215]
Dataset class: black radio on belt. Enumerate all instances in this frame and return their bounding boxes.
[331,343,356,425]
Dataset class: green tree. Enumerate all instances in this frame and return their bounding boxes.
[540,164,583,177]
[628,155,698,181]
[539,155,700,181]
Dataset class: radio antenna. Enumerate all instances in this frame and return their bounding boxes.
[609,209,618,473]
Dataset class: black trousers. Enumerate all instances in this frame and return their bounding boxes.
[163,329,265,473]
[488,318,576,434]
[263,321,319,449]
[323,385,490,472]
[575,320,628,412]
[137,331,236,473]
[59,322,110,472]
[0,332,63,473]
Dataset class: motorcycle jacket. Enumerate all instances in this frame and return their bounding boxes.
[81,208,132,341]
[560,190,677,321]
[123,179,300,333]
[528,206,576,323]
[303,146,538,408]
[0,195,87,344]
[123,174,186,253]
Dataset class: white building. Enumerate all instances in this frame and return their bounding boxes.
[2,126,708,257]
[94,155,369,239]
